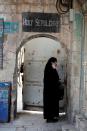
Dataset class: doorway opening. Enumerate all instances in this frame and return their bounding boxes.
[16,35,68,118]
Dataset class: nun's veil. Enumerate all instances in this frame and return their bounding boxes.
[44,57,57,74]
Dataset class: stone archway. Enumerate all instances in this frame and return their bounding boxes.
[15,34,68,113]
[16,34,67,54]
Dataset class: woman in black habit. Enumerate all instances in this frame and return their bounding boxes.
[43,57,60,122]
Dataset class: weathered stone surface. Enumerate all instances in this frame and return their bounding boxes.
[0,0,84,128]
[62,124,78,131]
[16,4,31,13]
[75,115,87,131]
[0,5,16,14]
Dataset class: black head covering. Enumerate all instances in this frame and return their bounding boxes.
[44,57,57,72]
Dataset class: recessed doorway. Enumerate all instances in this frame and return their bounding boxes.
[16,36,67,115]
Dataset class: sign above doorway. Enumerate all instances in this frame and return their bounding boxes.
[22,12,60,33]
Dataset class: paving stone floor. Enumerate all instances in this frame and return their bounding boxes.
[0,110,67,131]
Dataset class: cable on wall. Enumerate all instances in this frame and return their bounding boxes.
[56,0,73,15]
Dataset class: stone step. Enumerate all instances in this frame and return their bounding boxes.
[62,124,79,131]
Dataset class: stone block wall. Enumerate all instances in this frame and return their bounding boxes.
[80,15,87,118]
[65,0,86,123]
[0,0,71,84]
[0,0,74,121]
[69,12,83,122]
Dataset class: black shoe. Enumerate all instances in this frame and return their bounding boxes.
[54,117,59,121]
[46,118,58,123]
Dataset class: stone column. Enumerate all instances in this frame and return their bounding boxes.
[69,0,84,122]
[82,15,87,118]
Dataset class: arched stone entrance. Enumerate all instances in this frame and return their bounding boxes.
[15,34,68,113]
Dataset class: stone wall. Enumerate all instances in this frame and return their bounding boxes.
[70,12,83,122]
[68,0,85,123]
[81,15,87,118]
[0,0,72,121]
[0,0,71,80]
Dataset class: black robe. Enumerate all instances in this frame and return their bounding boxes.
[43,66,60,119]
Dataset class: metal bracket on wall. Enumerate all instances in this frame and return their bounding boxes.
[56,0,73,15]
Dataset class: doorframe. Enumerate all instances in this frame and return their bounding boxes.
[15,33,68,112]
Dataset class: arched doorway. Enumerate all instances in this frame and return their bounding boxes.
[16,34,67,113]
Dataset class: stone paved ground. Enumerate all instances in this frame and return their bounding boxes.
[0,111,67,131]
